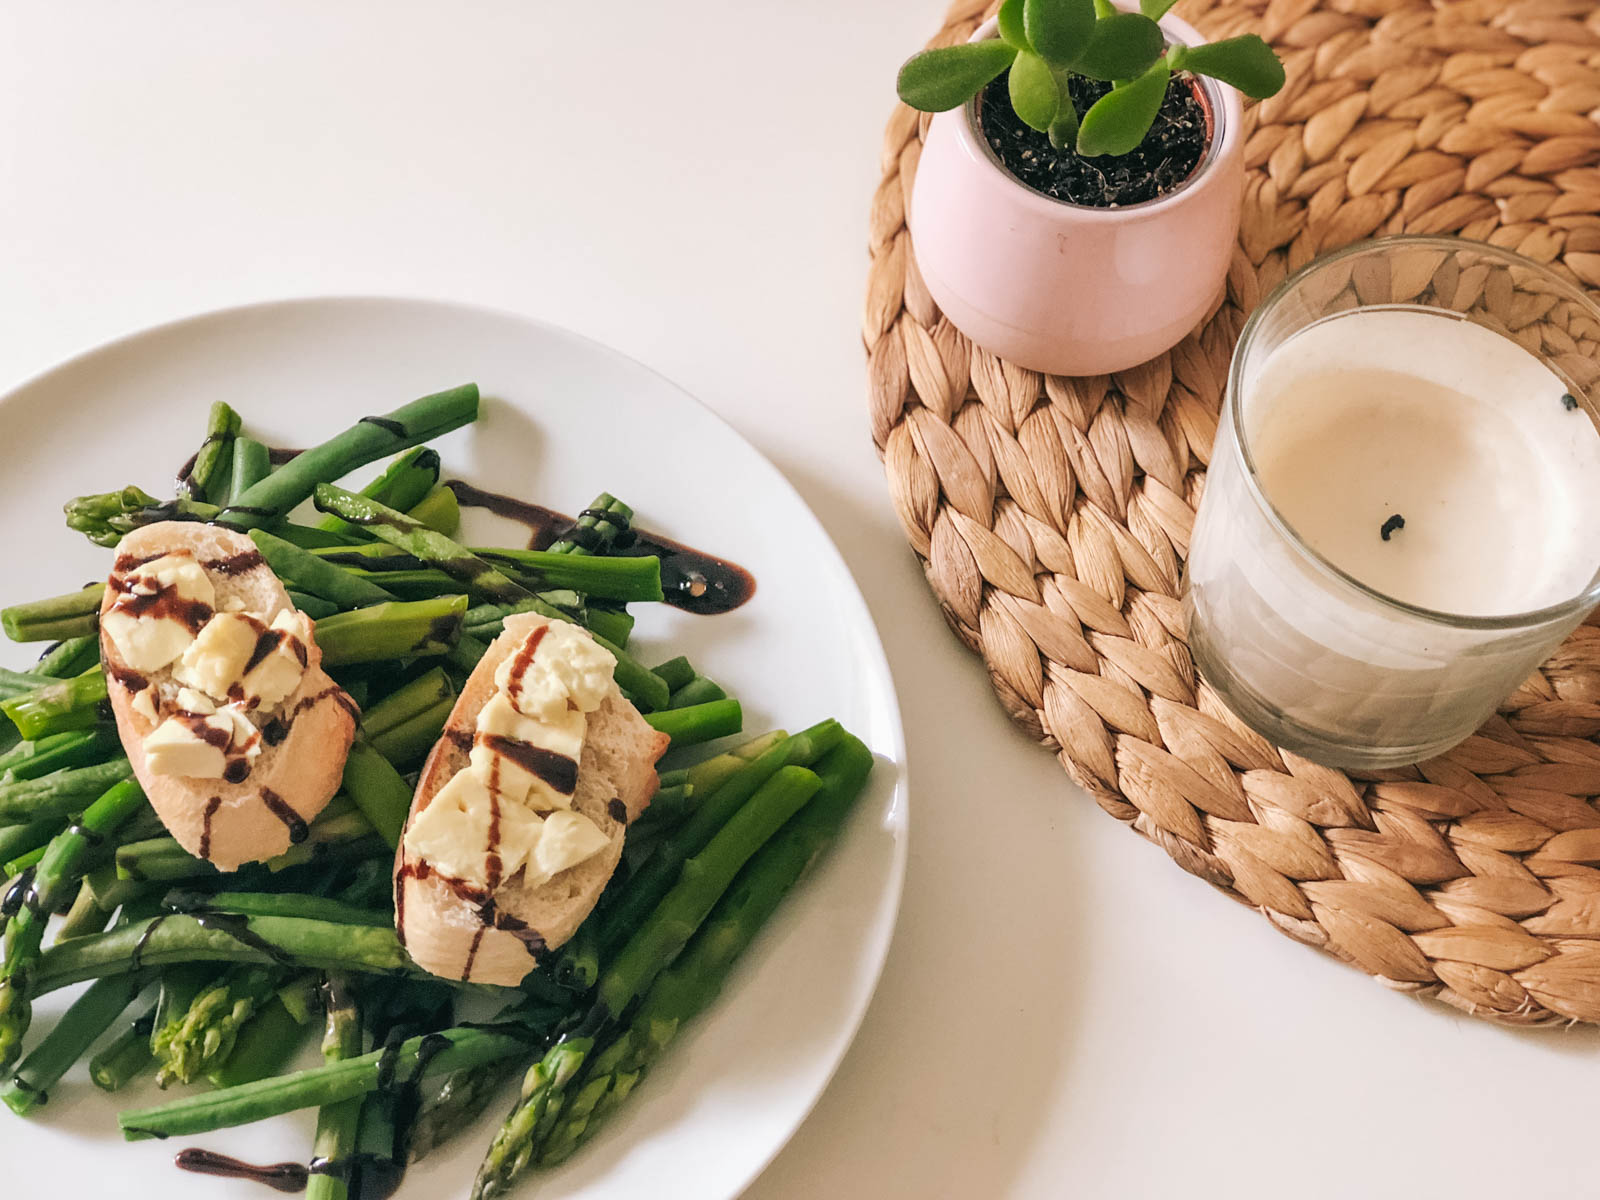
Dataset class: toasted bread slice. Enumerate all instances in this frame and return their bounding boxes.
[396,613,667,986]
[100,521,357,871]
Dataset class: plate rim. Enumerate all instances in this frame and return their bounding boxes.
[0,292,910,1199]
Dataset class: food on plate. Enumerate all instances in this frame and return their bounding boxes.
[99,521,357,871]
[0,386,873,1200]
[397,613,668,985]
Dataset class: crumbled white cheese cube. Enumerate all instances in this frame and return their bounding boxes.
[129,554,215,607]
[493,620,616,721]
[172,612,261,700]
[216,705,263,763]
[104,552,217,671]
[144,716,227,778]
[404,770,545,888]
[175,687,216,714]
[469,693,585,810]
[238,610,310,710]
[529,810,609,882]
[102,610,198,675]
[130,687,158,724]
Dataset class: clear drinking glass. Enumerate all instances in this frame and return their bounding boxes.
[1185,236,1600,769]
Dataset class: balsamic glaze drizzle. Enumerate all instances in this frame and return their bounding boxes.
[444,481,756,615]
[260,787,309,843]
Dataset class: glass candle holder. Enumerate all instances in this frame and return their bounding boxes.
[1185,236,1600,769]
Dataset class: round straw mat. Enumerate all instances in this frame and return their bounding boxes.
[867,0,1600,1027]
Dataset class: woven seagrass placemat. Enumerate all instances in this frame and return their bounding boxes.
[867,0,1600,1027]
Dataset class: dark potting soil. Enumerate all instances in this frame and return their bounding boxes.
[978,70,1208,208]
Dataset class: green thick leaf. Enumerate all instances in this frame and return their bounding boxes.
[1008,51,1062,131]
[1048,101,1081,150]
[1169,35,1285,99]
[1073,13,1166,81]
[998,0,1031,50]
[1077,61,1171,156]
[1140,0,1181,17]
[1024,0,1095,65]
[897,41,1019,112]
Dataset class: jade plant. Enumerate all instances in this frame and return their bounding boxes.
[897,0,1285,157]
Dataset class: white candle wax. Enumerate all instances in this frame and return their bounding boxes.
[1246,309,1600,616]
[1186,303,1600,766]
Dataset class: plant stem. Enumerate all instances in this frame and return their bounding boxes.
[28,635,100,679]
[580,607,633,648]
[250,529,396,610]
[545,494,633,556]
[594,721,840,956]
[0,779,148,1071]
[673,729,788,797]
[163,890,391,926]
[56,879,114,939]
[317,446,443,537]
[313,484,535,604]
[1,586,104,643]
[229,436,273,504]
[649,656,695,693]
[1,669,109,740]
[119,1026,537,1140]
[307,976,363,1200]
[644,699,742,748]
[0,728,120,781]
[341,740,415,848]
[115,835,218,884]
[179,401,243,504]
[360,667,452,740]
[314,595,467,666]
[0,758,133,823]
[89,1001,158,1091]
[470,549,663,603]
[216,384,479,531]
[34,913,441,996]
[539,736,874,1167]
[288,591,341,620]
[208,993,312,1088]
[667,676,726,710]
[1,971,148,1115]
[406,483,461,536]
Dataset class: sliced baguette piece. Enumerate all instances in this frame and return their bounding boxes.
[100,521,358,872]
[396,612,667,986]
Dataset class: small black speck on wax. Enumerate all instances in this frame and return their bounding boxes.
[1380,514,1405,542]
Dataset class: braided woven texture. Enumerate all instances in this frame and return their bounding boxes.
[868,0,1600,1026]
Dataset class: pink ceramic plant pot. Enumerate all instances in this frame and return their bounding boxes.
[909,11,1245,377]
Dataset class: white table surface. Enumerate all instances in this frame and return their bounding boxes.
[4,3,1598,1197]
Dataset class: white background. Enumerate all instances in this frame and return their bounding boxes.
[4,3,1598,1197]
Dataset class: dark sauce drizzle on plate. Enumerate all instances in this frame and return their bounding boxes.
[445,481,756,615]
[175,1029,454,1197]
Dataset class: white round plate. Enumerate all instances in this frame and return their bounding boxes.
[0,298,907,1199]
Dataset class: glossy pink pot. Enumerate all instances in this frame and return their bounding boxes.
[909,12,1245,377]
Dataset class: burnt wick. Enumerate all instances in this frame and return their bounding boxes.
[1380,514,1405,542]
[1562,392,1580,412]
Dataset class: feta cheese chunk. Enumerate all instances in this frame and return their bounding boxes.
[144,716,227,778]
[142,703,261,778]
[102,610,196,675]
[493,620,616,721]
[469,693,585,810]
[102,553,217,673]
[126,553,215,607]
[175,687,216,715]
[529,810,610,883]
[212,705,264,765]
[404,770,546,888]
[238,611,310,710]
[172,612,262,699]
[130,687,158,724]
